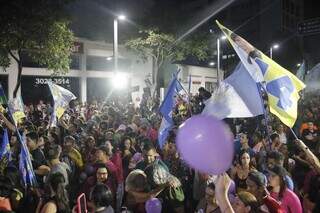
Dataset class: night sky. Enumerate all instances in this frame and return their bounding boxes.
[67,0,320,71]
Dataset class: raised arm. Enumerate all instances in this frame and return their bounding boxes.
[0,112,16,132]
[295,139,320,175]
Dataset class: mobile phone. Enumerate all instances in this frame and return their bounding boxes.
[77,193,87,213]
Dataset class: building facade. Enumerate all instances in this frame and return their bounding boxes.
[0,38,153,105]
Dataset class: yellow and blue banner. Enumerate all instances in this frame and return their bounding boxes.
[217,21,305,127]
[48,81,76,120]
[8,96,26,125]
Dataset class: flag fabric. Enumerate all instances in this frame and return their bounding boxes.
[202,62,264,119]
[159,73,183,123]
[158,71,183,148]
[217,21,306,127]
[0,84,37,187]
[0,105,5,113]
[0,84,6,105]
[158,118,173,148]
[0,129,11,174]
[296,61,306,81]
[304,63,320,93]
[188,75,192,94]
[216,21,264,83]
[19,135,37,187]
[48,81,76,119]
[8,96,26,125]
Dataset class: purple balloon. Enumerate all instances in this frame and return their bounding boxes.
[176,115,233,175]
[145,198,162,213]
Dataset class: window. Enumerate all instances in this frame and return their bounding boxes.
[70,54,80,70]
[205,81,216,93]
[86,55,113,71]
[86,56,132,72]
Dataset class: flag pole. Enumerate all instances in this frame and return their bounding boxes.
[256,83,272,149]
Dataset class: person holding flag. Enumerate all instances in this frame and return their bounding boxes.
[158,70,184,149]
[0,83,38,189]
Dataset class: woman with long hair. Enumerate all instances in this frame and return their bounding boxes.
[231,149,255,192]
[91,184,114,213]
[36,172,70,213]
[268,165,302,213]
[196,182,220,213]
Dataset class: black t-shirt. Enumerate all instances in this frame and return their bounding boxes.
[302,129,319,150]
[31,148,47,169]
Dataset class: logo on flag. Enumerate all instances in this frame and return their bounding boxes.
[48,81,76,119]
[217,21,305,127]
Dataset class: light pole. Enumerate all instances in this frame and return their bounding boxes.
[270,44,279,59]
[216,35,226,85]
[114,15,126,73]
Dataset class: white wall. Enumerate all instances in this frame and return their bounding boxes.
[177,64,224,95]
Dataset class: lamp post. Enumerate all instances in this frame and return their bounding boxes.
[114,15,126,73]
[270,44,279,59]
[216,35,226,85]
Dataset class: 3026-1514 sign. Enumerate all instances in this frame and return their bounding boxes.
[35,78,70,85]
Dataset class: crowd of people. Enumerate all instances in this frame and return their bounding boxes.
[0,88,319,213]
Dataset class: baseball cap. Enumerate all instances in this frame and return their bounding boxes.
[248,171,267,187]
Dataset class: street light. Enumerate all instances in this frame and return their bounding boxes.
[209,62,215,66]
[270,43,279,59]
[112,72,128,89]
[297,63,301,67]
[217,36,226,85]
[114,14,126,73]
[118,15,126,20]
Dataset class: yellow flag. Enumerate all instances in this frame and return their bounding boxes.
[216,21,305,127]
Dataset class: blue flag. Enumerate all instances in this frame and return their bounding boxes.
[202,62,264,119]
[0,129,11,173]
[296,61,306,81]
[19,135,37,187]
[158,71,183,148]
[0,84,6,105]
[159,73,183,123]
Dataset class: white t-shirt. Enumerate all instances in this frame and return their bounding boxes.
[279,132,287,144]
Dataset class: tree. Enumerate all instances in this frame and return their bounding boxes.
[0,0,74,98]
[125,30,209,96]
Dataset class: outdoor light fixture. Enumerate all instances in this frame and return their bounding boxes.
[270,44,279,59]
[297,63,301,67]
[221,35,227,40]
[112,72,128,89]
[209,62,215,66]
[118,15,126,20]
[106,57,112,61]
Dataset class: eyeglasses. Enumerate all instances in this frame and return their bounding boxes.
[97,172,108,175]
